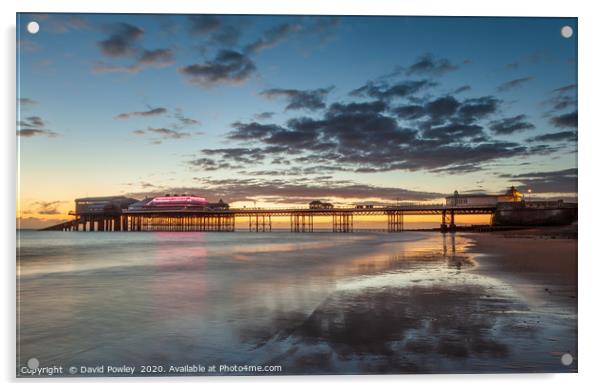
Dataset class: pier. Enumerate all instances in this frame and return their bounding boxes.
[42,203,495,233]
[40,189,576,233]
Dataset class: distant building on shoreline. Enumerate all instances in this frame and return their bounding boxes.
[446,187,523,207]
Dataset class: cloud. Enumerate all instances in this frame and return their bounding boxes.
[244,22,302,54]
[188,15,243,46]
[351,79,436,100]
[18,98,38,107]
[178,49,256,86]
[18,129,59,138]
[33,200,64,215]
[541,84,577,113]
[97,23,144,58]
[228,122,286,140]
[188,15,222,34]
[19,116,45,128]
[128,177,444,204]
[138,48,174,66]
[526,131,577,143]
[260,87,333,111]
[173,110,200,128]
[422,123,483,142]
[304,16,340,43]
[391,104,426,120]
[405,54,460,76]
[194,93,542,175]
[489,115,535,135]
[496,77,534,92]
[115,107,168,120]
[255,112,275,120]
[17,114,59,138]
[553,84,577,94]
[499,168,577,194]
[453,85,471,94]
[550,111,578,129]
[93,48,174,75]
[457,96,499,123]
[133,127,191,140]
[94,23,173,74]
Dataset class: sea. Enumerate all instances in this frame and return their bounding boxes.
[16,230,577,376]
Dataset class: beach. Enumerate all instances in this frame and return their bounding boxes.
[16,228,577,376]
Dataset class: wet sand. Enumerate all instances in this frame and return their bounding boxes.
[17,230,577,376]
[270,229,577,374]
[465,227,577,308]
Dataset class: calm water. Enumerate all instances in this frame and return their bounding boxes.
[16,230,576,376]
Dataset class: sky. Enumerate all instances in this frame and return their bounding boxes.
[16,13,577,228]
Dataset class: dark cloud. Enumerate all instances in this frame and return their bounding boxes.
[499,168,577,194]
[496,77,534,92]
[17,114,59,138]
[93,48,174,74]
[178,50,256,86]
[200,147,267,166]
[133,127,190,140]
[526,131,577,143]
[255,112,275,120]
[138,48,174,66]
[405,54,459,76]
[244,23,301,54]
[129,177,443,204]
[18,98,37,107]
[188,15,222,34]
[489,115,535,135]
[97,23,144,58]
[351,79,436,100]
[328,101,388,115]
[391,104,426,120]
[424,96,461,121]
[19,116,44,128]
[188,15,242,46]
[95,23,173,74]
[18,129,59,138]
[33,200,64,215]
[542,84,577,113]
[115,107,168,120]
[173,110,200,128]
[422,123,483,141]
[550,111,578,129]
[228,122,286,141]
[453,85,471,94]
[457,96,499,123]
[197,94,536,175]
[260,87,333,111]
[553,84,577,94]
[188,158,244,171]
[188,147,273,170]
[430,164,484,174]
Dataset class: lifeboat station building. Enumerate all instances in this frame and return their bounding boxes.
[445,187,523,207]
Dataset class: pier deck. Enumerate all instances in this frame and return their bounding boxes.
[42,204,497,233]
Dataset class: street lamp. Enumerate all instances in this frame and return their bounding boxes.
[527,188,532,202]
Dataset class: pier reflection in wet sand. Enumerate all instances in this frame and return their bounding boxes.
[17,231,576,375]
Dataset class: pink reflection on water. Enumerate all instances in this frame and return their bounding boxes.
[149,232,209,318]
